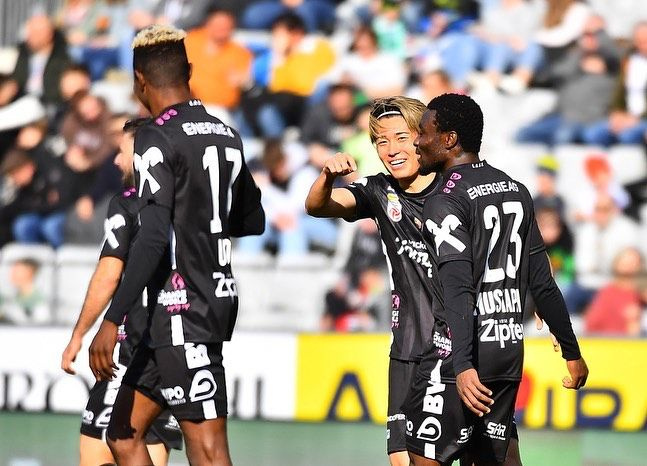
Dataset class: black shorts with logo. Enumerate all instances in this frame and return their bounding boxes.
[387,358,419,455]
[403,355,519,464]
[123,342,228,421]
[80,355,183,449]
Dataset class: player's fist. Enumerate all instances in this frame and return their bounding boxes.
[322,152,357,179]
[61,335,82,375]
[563,357,588,390]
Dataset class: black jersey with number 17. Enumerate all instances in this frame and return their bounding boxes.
[421,161,545,382]
[346,174,438,362]
[134,100,262,347]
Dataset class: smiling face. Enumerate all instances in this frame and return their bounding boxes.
[374,115,420,182]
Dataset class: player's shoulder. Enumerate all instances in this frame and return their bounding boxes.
[164,99,242,144]
[107,187,139,218]
[437,161,530,202]
[347,172,394,192]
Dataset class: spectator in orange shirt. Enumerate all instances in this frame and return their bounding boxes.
[184,6,252,111]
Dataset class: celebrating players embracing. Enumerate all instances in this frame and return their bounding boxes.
[88,24,264,466]
[403,94,588,465]
[306,96,438,466]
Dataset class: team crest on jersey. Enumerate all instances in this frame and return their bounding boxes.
[134,146,164,196]
[386,189,402,222]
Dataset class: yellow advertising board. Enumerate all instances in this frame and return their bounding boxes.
[295,335,647,431]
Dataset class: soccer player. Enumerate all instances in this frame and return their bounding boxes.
[404,93,589,465]
[60,118,182,466]
[306,96,438,466]
[87,25,265,466]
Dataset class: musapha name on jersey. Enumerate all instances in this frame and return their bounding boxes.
[475,288,522,315]
[466,181,519,200]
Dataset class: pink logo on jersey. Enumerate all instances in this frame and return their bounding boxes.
[443,188,451,193]
[450,172,462,181]
[123,187,136,198]
[117,315,127,341]
[155,109,178,126]
[159,272,190,312]
[172,272,186,290]
[446,180,456,189]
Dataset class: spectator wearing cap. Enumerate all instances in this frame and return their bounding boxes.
[580,21,647,146]
[565,192,640,313]
[533,154,565,216]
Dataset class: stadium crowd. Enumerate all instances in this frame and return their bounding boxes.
[0,0,646,337]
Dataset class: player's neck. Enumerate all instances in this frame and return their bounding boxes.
[148,87,192,117]
[399,173,436,193]
[442,151,479,174]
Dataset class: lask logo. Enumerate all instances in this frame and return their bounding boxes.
[134,146,164,196]
[102,214,126,249]
[425,215,466,254]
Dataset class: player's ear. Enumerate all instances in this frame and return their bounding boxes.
[445,130,458,149]
[187,62,193,81]
[134,70,146,92]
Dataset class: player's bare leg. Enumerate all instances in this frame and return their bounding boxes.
[180,418,232,466]
[147,443,171,466]
[79,435,115,466]
[106,384,163,465]
[409,451,444,465]
[502,438,522,466]
[390,451,411,466]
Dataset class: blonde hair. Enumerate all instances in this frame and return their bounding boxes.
[132,24,187,49]
[369,96,427,143]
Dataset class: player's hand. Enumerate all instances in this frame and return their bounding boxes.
[322,152,357,180]
[456,368,493,417]
[563,358,588,390]
[534,313,560,352]
[61,334,82,375]
[89,320,119,381]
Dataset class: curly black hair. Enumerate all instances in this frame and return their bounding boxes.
[427,93,483,154]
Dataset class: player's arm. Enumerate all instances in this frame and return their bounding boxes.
[529,248,588,390]
[61,256,123,375]
[439,260,494,417]
[305,152,358,218]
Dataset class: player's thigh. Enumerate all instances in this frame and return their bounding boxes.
[390,450,411,466]
[79,434,114,466]
[471,381,520,465]
[146,442,170,466]
[408,451,444,466]
[403,356,472,464]
[388,358,419,456]
[108,383,164,441]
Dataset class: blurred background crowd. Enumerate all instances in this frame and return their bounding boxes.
[0,0,646,338]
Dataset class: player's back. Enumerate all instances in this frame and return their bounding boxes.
[424,161,540,382]
[134,99,261,347]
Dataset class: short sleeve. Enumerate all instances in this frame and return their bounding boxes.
[344,176,375,221]
[422,194,472,264]
[100,196,133,261]
[134,125,175,209]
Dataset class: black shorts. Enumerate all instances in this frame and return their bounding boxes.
[123,342,228,421]
[387,358,419,455]
[80,355,182,450]
[403,356,519,464]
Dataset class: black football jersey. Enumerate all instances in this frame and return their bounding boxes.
[346,173,438,361]
[422,161,545,382]
[134,100,262,347]
[99,187,147,362]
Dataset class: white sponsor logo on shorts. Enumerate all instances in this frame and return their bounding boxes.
[486,422,507,441]
[416,359,446,459]
[81,409,94,425]
[184,343,210,369]
[458,426,473,444]
[189,369,217,403]
[161,386,186,406]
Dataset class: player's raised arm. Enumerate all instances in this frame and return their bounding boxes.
[61,256,124,375]
[305,152,358,218]
[527,219,589,390]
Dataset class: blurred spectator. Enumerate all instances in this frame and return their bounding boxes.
[536,206,575,290]
[148,0,213,30]
[61,91,114,169]
[534,0,592,85]
[565,192,640,313]
[241,12,336,137]
[241,0,337,33]
[407,67,454,106]
[50,63,92,134]
[0,149,38,245]
[185,6,252,112]
[516,14,620,145]
[340,104,385,177]
[580,21,647,146]
[584,247,644,336]
[332,25,406,99]
[466,0,543,94]
[301,83,358,168]
[56,0,103,56]
[238,139,338,256]
[0,259,51,325]
[372,0,408,59]
[65,113,124,244]
[413,0,480,87]
[6,13,71,108]
[533,154,565,216]
[573,154,630,222]
[321,218,387,332]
